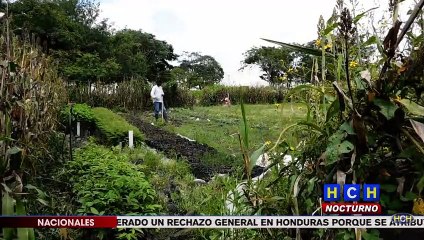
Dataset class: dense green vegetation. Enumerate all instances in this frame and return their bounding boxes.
[69,143,160,239]
[2,0,175,84]
[92,107,143,145]
[60,103,95,125]
[2,0,424,239]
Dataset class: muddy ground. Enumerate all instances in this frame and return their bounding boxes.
[124,114,240,180]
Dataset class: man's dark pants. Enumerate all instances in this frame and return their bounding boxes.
[154,102,167,120]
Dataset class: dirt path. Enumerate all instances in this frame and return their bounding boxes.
[124,114,234,180]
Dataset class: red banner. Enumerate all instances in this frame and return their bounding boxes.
[322,203,382,215]
[0,216,117,228]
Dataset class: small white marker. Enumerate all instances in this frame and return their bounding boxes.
[76,122,81,137]
[128,130,134,148]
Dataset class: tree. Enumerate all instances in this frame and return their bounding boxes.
[178,52,224,89]
[3,0,177,84]
[242,46,296,87]
[62,53,120,83]
[110,29,177,82]
[170,67,189,88]
[6,0,104,53]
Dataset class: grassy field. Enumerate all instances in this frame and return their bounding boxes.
[143,103,307,158]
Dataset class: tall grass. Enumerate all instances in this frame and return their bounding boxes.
[68,80,195,110]
[196,85,296,106]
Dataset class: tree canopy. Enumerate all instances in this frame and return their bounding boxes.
[242,45,314,87]
[2,0,177,84]
[172,52,224,89]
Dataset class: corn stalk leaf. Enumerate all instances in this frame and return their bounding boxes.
[353,7,379,24]
[287,84,324,97]
[297,121,326,135]
[249,143,267,173]
[261,38,334,57]
[323,22,338,36]
[410,120,424,144]
[16,199,32,240]
[240,100,249,149]
[2,192,15,239]
[398,99,424,116]
[362,36,378,47]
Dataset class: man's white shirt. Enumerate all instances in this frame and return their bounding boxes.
[150,85,164,103]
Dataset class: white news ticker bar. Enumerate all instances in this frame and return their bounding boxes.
[116,216,424,229]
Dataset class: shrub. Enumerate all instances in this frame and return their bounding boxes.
[68,143,161,239]
[69,143,161,215]
[92,107,143,145]
[60,103,95,125]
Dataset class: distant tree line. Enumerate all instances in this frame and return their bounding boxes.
[0,0,224,88]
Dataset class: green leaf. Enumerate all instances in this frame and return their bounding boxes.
[400,191,418,201]
[26,184,48,198]
[6,146,22,155]
[322,22,338,36]
[380,194,389,207]
[326,99,340,122]
[90,207,100,215]
[261,38,334,58]
[381,184,397,193]
[16,199,26,215]
[374,99,398,120]
[338,140,354,154]
[398,146,421,158]
[2,192,14,215]
[398,99,424,116]
[324,135,353,165]
[37,198,49,207]
[354,76,366,90]
[240,100,249,149]
[417,176,424,194]
[353,7,379,24]
[297,121,326,135]
[307,177,317,193]
[339,121,355,135]
[249,143,267,173]
[2,192,14,239]
[0,135,14,142]
[28,228,35,240]
[362,36,378,47]
[362,229,380,240]
[16,200,32,240]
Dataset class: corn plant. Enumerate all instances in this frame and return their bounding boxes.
[237,100,268,181]
[1,7,66,240]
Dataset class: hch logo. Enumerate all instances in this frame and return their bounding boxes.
[391,213,414,225]
[323,184,380,202]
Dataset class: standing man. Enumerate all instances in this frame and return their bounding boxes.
[150,81,168,122]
